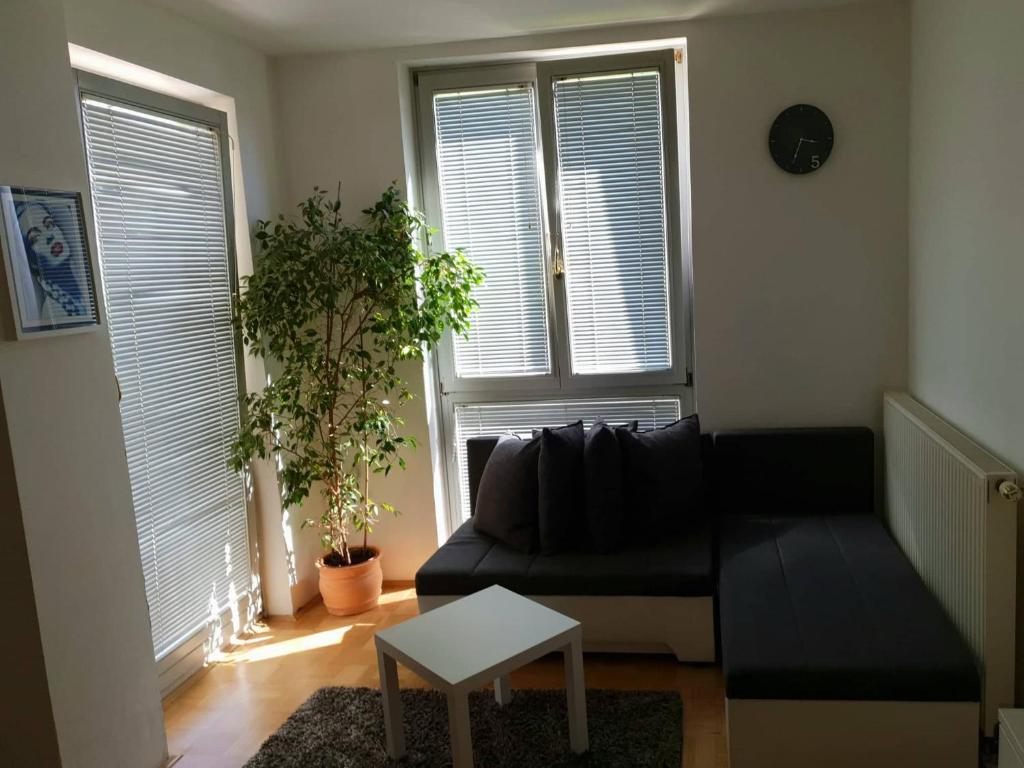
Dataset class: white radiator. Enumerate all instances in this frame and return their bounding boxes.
[884,392,1019,736]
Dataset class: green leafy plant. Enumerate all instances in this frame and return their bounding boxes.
[230,185,482,566]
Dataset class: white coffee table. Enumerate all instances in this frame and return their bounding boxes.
[374,585,589,767]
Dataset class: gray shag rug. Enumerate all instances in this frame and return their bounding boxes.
[244,686,682,767]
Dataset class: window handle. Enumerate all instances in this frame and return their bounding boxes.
[553,242,565,280]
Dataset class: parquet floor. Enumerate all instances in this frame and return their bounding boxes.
[164,584,728,767]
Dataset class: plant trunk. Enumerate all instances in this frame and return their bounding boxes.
[363,441,369,553]
[360,328,370,556]
[330,484,351,566]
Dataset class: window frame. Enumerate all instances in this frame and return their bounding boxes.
[537,50,688,390]
[414,50,694,534]
[75,71,257,693]
[416,63,561,396]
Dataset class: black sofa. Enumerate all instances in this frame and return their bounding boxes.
[415,426,981,766]
[415,434,718,661]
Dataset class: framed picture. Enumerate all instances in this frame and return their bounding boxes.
[0,186,100,338]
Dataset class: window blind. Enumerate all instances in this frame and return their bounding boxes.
[452,397,681,521]
[553,70,672,375]
[433,86,551,378]
[81,96,250,660]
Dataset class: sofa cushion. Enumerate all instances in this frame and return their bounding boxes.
[617,414,703,538]
[537,421,585,554]
[583,422,624,553]
[719,514,980,702]
[711,428,874,517]
[471,435,540,552]
[416,519,714,597]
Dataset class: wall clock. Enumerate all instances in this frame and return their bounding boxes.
[768,104,834,174]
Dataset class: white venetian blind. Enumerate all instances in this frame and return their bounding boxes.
[433,85,551,378]
[81,95,250,660]
[453,397,681,521]
[553,70,672,375]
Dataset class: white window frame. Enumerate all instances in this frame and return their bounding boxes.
[75,72,258,695]
[417,63,561,397]
[415,51,694,534]
[538,52,690,389]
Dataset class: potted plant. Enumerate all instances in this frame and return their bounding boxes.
[230,185,481,615]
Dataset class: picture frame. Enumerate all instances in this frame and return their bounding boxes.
[0,186,100,339]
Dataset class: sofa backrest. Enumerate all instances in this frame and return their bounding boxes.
[467,436,501,516]
[710,427,874,516]
[465,427,873,517]
[465,432,715,516]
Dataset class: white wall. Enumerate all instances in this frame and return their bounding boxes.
[0,392,62,766]
[60,0,301,615]
[908,0,1024,699]
[274,0,910,584]
[0,1,167,766]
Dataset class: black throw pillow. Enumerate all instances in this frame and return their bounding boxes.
[608,419,638,432]
[616,414,702,538]
[536,421,585,554]
[583,421,624,553]
[472,434,541,553]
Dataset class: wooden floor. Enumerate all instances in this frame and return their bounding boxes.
[164,584,728,767]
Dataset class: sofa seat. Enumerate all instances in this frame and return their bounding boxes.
[416,519,714,598]
[719,514,979,702]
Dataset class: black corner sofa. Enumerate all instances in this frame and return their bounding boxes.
[415,426,981,767]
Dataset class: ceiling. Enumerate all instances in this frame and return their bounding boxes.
[144,0,870,56]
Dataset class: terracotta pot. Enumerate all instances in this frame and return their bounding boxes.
[317,547,383,616]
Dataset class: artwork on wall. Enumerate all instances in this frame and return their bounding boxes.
[0,186,100,338]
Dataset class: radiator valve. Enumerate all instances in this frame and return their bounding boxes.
[998,480,1023,502]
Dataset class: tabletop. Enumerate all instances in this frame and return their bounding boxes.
[374,585,579,686]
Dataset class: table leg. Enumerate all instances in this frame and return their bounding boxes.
[563,634,589,753]
[494,674,511,707]
[447,688,474,768]
[376,645,405,758]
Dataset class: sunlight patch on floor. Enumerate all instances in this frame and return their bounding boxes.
[376,587,417,606]
[222,625,357,663]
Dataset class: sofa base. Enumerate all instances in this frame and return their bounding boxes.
[416,594,715,662]
[726,698,979,768]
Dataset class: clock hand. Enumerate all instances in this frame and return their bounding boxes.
[792,137,821,164]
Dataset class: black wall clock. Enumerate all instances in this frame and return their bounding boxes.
[769,104,834,174]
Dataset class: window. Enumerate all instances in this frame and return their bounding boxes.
[433,86,551,378]
[553,71,671,375]
[416,52,692,528]
[78,75,251,671]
